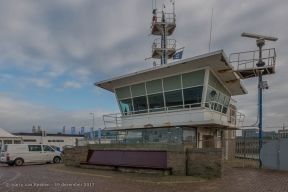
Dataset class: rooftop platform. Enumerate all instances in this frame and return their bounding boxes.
[229,48,276,79]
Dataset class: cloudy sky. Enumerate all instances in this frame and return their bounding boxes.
[0,0,287,134]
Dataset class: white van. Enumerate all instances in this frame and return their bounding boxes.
[0,144,61,166]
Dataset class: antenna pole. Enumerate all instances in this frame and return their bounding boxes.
[161,6,167,65]
[173,0,175,16]
[209,8,213,53]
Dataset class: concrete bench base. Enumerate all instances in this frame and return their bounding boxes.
[80,163,171,175]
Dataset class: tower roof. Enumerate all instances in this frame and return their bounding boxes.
[95,50,248,96]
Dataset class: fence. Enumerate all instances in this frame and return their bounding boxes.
[201,138,276,169]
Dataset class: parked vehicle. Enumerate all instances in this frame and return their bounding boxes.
[62,145,74,149]
[61,145,74,155]
[0,144,61,166]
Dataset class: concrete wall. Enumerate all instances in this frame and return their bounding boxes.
[186,148,223,178]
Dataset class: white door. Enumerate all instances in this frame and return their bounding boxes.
[28,145,44,162]
[42,145,56,161]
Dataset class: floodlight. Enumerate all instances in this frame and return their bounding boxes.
[241,32,278,41]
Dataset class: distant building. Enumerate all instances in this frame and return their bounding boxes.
[238,128,277,139]
[0,127,22,148]
[12,132,84,148]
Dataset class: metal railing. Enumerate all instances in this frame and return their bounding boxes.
[152,38,176,50]
[152,12,176,24]
[229,48,276,70]
[102,101,245,128]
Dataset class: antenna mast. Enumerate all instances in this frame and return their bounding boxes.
[150,0,177,65]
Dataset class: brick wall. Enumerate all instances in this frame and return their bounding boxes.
[64,146,89,167]
[64,144,223,178]
[186,148,223,178]
[167,145,186,176]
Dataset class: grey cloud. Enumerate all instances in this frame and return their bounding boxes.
[0,0,288,132]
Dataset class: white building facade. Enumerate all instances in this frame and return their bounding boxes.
[12,132,84,149]
[90,51,247,148]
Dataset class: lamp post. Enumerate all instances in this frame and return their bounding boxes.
[90,113,94,137]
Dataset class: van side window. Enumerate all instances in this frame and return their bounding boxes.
[43,145,54,152]
[1,145,7,152]
[28,145,42,151]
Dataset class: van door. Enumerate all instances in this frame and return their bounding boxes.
[12,145,29,162]
[42,145,56,161]
[28,145,43,162]
[0,145,8,162]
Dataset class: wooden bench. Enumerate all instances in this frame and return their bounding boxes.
[80,150,172,173]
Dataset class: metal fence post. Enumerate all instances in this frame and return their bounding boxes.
[244,132,246,168]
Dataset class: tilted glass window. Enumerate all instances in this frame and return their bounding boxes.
[146,79,162,94]
[206,86,219,109]
[217,93,225,112]
[163,75,181,91]
[164,90,183,110]
[119,98,133,115]
[133,96,148,114]
[115,86,131,99]
[131,83,146,97]
[208,71,231,97]
[208,71,217,88]
[182,70,205,88]
[183,86,203,108]
[148,93,165,112]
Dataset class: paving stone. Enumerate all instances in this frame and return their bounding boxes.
[1,163,288,192]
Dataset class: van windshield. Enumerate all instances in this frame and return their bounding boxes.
[1,145,7,152]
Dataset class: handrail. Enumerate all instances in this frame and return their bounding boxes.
[229,48,276,71]
[152,38,176,50]
[102,101,245,128]
[152,12,176,24]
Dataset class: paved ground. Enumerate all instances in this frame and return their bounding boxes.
[0,163,288,192]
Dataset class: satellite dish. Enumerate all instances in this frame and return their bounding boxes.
[153,61,157,67]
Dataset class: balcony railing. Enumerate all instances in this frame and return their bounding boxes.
[152,38,176,50]
[229,48,276,70]
[151,12,176,24]
[102,101,245,129]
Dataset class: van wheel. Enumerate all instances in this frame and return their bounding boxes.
[53,157,61,163]
[15,158,24,166]
[7,163,15,166]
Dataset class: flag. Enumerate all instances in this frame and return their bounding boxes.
[71,126,75,135]
[173,51,183,60]
[98,128,101,139]
[90,127,94,139]
[62,126,65,134]
[81,127,84,135]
